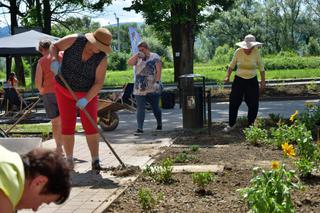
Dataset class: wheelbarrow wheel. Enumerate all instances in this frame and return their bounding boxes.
[99,111,119,131]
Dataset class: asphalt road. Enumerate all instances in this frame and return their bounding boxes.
[113,99,320,133]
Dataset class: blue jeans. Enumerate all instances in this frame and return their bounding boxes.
[135,93,162,130]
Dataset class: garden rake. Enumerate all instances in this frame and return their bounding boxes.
[57,74,126,168]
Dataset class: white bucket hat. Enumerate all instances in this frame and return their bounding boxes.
[236,34,263,49]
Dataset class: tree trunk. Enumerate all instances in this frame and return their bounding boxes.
[42,0,51,34]
[170,3,195,83]
[35,0,43,29]
[9,0,26,86]
[171,22,182,82]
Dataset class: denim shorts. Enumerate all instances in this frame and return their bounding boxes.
[42,93,59,119]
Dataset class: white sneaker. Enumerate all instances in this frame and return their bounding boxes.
[223,125,236,133]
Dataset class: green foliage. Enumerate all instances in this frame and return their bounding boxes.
[268,113,285,126]
[192,172,214,191]
[51,16,101,38]
[270,122,311,148]
[238,165,301,213]
[108,23,140,54]
[143,158,173,183]
[236,116,248,127]
[263,55,320,70]
[138,188,163,210]
[307,37,320,56]
[306,81,318,92]
[295,157,317,177]
[243,126,268,145]
[108,52,130,71]
[173,146,199,163]
[142,37,172,62]
[298,104,320,131]
[211,44,234,65]
[190,145,200,152]
[295,135,319,176]
[126,0,234,44]
[174,152,189,163]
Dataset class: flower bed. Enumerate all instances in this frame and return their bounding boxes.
[106,119,320,213]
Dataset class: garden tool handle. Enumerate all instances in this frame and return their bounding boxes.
[57,74,126,168]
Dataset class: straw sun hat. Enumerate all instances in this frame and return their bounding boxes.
[236,34,263,49]
[85,28,112,54]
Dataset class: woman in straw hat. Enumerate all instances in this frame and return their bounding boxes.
[49,28,112,171]
[223,34,265,132]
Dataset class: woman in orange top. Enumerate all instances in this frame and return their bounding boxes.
[35,39,64,155]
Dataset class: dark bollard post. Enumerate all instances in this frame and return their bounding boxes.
[207,91,212,135]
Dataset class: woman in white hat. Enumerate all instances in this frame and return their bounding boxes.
[223,34,265,132]
[49,28,112,171]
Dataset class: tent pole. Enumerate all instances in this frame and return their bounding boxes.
[29,57,33,96]
[6,56,12,80]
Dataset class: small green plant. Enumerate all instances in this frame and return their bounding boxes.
[295,135,320,176]
[253,117,265,128]
[138,188,163,210]
[269,113,283,124]
[306,81,317,92]
[174,152,189,163]
[190,145,200,152]
[236,116,247,127]
[238,163,302,213]
[143,158,173,183]
[192,172,214,193]
[298,104,320,136]
[243,126,268,145]
[270,121,311,148]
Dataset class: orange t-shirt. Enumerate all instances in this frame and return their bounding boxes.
[38,52,63,94]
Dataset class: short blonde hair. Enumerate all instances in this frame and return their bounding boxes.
[137,41,149,50]
[37,39,52,51]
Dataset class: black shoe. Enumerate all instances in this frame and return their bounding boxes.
[91,160,103,171]
[156,125,162,131]
[134,129,143,135]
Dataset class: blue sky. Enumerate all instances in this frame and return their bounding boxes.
[0,0,144,27]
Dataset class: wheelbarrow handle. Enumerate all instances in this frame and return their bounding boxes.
[57,74,126,168]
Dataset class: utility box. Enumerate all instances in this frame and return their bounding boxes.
[179,74,205,129]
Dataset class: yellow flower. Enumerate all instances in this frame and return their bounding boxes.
[281,142,295,158]
[271,161,280,170]
[289,110,299,122]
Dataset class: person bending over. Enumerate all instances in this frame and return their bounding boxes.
[0,145,71,212]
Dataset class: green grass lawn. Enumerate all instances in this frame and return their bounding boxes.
[0,123,82,134]
[11,66,320,89]
[105,68,320,86]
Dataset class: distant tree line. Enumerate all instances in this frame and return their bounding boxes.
[2,0,320,84]
[196,0,320,62]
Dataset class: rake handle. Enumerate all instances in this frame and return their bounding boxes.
[57,74,126,168]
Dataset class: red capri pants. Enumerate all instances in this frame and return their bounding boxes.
[55,83,98,135]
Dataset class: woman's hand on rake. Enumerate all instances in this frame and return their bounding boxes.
[76,98,88,110]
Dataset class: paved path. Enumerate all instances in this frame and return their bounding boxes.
[21,99,319,213]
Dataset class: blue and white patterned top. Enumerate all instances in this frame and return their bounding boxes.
[133,52,161,96]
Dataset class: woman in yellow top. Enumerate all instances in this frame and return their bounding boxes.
[223,34,265,132]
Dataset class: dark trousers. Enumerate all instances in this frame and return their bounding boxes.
[229,75,259,127]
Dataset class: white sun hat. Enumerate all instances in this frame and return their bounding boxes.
[236,34,263,49]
